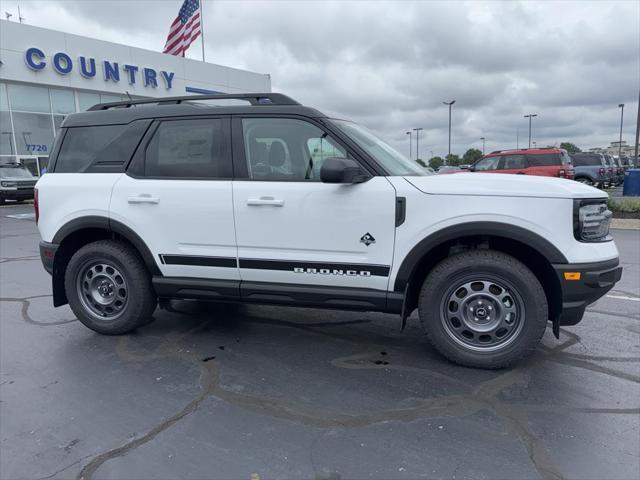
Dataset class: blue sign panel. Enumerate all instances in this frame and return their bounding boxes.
[24,47,175,90]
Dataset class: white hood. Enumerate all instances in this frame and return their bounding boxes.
[403,173,607,199]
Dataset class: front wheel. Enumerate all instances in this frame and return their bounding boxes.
[418,250,548,369]
[576,177,593,186]
[65,240,157,335]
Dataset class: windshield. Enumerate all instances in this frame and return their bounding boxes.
[330,119,428,176]
[0,166,35,179]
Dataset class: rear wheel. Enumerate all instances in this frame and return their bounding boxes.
[65,240,157,334]
[576,177,593,186]
[418,250,548,368]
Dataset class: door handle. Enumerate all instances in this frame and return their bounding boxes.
[516,172,526,175]
[128,194,160,204]
[247,196,284,207]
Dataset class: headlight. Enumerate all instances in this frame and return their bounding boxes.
[573,199,612,242]
[1,181,17,188]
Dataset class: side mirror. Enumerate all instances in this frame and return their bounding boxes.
[468,165,476,172]
[320,157,368,184]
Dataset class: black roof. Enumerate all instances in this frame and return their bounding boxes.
[62,93,327,127]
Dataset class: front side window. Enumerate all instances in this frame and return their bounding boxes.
[145,119,231,178]
[330,119,426,176]
[474,156,501,171]
[242,118,347,181]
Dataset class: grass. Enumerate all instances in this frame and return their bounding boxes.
[608,197,640,215]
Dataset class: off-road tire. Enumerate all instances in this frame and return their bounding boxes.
[418,249,548,369]
[65,240,157,334]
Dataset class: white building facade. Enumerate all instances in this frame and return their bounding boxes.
[0,20,271,174]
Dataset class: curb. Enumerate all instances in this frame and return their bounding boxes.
[611,218,640,230]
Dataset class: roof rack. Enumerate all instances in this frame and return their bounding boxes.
[88,93,300,111]
[489,148,530,154]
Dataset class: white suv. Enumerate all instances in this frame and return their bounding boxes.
[35,93,622,368]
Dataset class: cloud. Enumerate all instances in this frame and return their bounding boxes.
[2,0,638,157]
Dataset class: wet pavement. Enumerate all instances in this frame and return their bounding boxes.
[0,202,638,480]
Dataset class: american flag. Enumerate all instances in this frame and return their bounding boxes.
[163,0,202,57]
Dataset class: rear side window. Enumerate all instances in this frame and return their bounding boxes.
[502,154,526,169]
[54,121,149,173]
[144,119,231,178]
[526,153,560,167]
[572,154,602,166]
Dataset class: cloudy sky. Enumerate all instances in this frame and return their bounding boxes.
[2,0,638,158]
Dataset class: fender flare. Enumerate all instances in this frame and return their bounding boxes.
[392,221,568,292]
[52,215,161,275]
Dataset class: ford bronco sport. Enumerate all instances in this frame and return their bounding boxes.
[35,93,622,368]
[0,162,37,204]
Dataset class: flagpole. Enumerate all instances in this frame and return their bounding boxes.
[199,0,205,62]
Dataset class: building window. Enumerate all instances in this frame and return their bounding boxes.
[8,84,51,114]
[78,92,101,111]
[0,83,9,111]
[50,89,76,114]
[0,112,14,155]
[11,112,54,155]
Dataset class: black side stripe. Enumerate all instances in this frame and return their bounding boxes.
[239,259,390,277]
[159,255,390,277]
[160,255,237,268]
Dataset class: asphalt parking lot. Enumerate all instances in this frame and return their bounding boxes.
[1,202,638,480]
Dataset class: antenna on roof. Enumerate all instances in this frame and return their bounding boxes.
[125,91,133,101]
[17,5,24,23]
[4,12,12,21]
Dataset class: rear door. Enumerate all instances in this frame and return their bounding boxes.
[111,116,240,283]
[499,154,527,175]
[231,116,396,295]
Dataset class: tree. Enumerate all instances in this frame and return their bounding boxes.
[445,154,463,166]
[416,158,427,168]
[429,156,444,169]
[560,142,581,154]
[462,148,483,165]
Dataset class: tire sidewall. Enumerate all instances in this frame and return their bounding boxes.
[420,252,547,368]
[65,242,153,334]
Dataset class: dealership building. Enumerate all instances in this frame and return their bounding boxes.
[0,20,271,175]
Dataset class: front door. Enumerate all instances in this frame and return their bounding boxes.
[110,117,239,282]
[232,117,396,293]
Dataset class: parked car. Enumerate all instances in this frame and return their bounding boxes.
[471,148,575,179]
[436,166,463,174]
[0,163,38,204]
[570,153,609,188]
[35,93,621,369]
[604,155,622,186]
[619,155,632,171]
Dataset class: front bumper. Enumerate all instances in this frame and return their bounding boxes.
[0,189,34,200]
[553,258,622,326]
[39,241,58,275]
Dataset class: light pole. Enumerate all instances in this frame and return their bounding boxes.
[413,127,424,161]
[480,137,485,155]
[443,100,456,161]
[524,114,537,149]
[618,103,624,159]
[635,88,640,165]
[406,131,412,159]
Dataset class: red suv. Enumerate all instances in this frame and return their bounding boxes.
[471,148,575,179]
